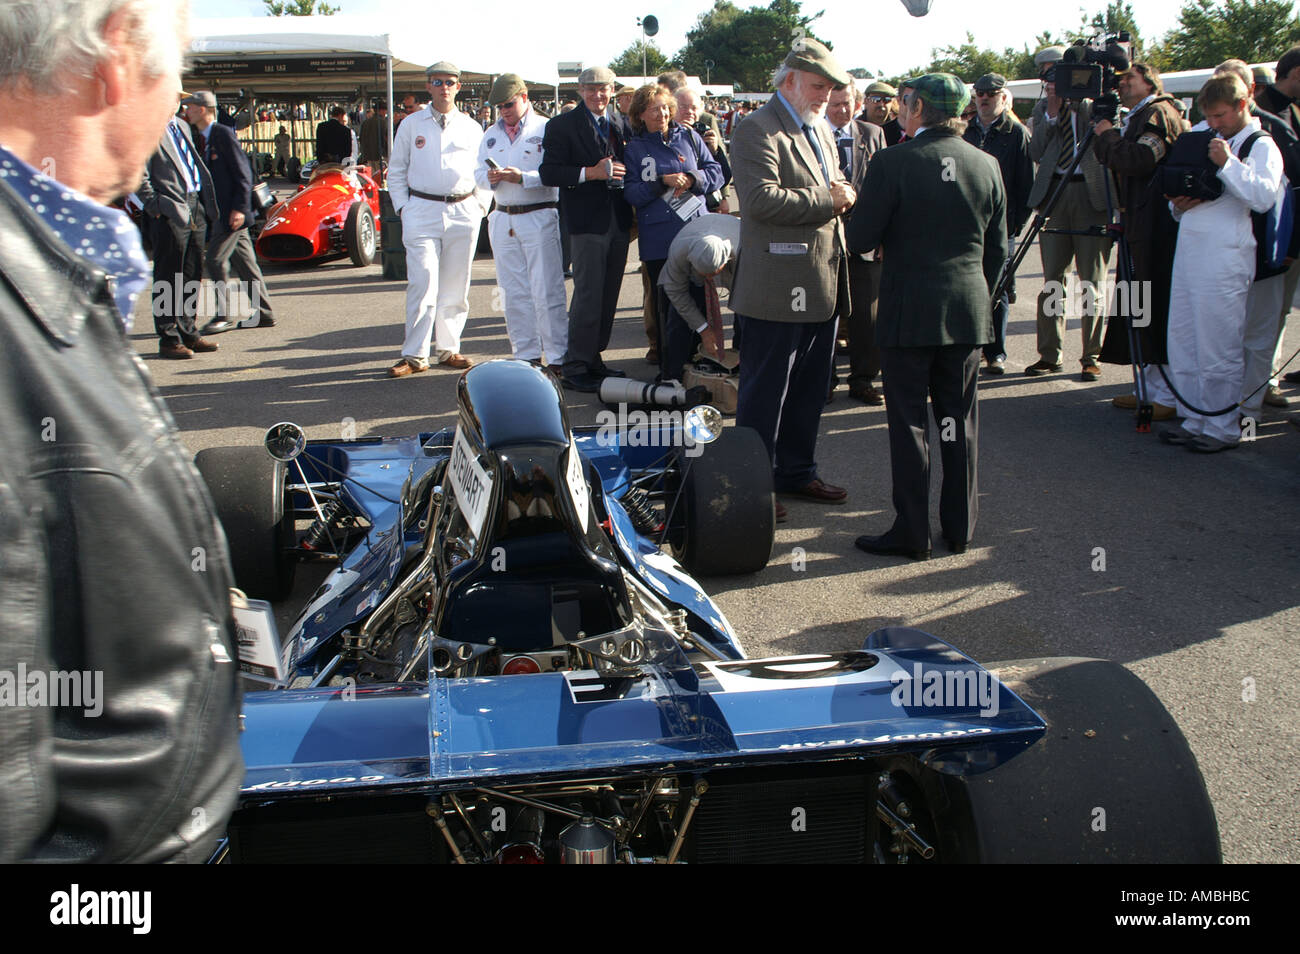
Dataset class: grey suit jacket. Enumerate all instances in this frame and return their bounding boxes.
[846,127,1006,349]
[138,121,217,228]
[835,119,886,195]
[729,96,850,323]
[1026,97,1112,212]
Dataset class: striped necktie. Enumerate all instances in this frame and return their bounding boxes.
[1055,111,1076,174]
[168,123,201,193]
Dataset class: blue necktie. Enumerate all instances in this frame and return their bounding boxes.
[169,123,201,193]
[803,124,830,185]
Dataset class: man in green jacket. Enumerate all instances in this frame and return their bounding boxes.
[846,73,1007,560]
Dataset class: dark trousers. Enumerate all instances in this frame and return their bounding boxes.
[205,223,275,324]
[151,193,206,345]
[736,314,837,490]
[654,263,703,382]
[564,218,629,376]
[846,256,881,388]
[879,345,980,549]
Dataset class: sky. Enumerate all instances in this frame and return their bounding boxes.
[193,0,1206,83]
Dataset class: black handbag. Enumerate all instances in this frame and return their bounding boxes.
[1160,129,1225,200]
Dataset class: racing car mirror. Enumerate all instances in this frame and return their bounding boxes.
[683,405,723,446]
[264,422,307,462]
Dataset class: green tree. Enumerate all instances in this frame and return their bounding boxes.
[1149,0,1300,71]
[609,40,671,77]
[264,0,339,15]
[894,33,1043,85]
[675,0,828,91]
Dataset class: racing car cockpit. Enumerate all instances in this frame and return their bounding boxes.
[428,361,633,668]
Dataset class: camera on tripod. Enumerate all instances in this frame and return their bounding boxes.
[1046,31,1133,121]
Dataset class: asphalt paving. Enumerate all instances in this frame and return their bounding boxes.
[134,220,1300,864]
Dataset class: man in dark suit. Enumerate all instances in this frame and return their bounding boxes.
[827,80,887,403]
[540,66,634,391]
[963,73,1032,375]
[138,106,220,359]
[316,106,353,163]
[358,101,390,169]
[184,91,275,333]
[847,74,1006,560]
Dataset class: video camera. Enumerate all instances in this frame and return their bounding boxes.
[1046,32,1133,121]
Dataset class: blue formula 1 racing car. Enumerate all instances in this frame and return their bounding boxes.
[195,360,1220,863]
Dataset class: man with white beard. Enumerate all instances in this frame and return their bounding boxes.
[729,38,856,516]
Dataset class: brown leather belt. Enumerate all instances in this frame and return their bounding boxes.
[496,201,558,215]
[409,189,473,203]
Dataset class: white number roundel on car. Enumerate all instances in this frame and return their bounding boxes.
[566,438,589,530]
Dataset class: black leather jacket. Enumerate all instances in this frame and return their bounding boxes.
[0,176,243,862]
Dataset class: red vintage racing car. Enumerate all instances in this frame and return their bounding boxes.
[255,162,380,267]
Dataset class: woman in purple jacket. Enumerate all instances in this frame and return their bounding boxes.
[623,84,723,379]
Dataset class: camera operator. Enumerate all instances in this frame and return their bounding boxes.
[1091,63,1187,418]
[1026,45,1115,381]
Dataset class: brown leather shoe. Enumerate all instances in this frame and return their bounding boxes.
[849,384,885,406]
[188,337,219,353]
[388,357,429,378]
[1112,394,1137,409]
[1151,402,1177,421]
[160,340,194,359]
[438,353,473,370]
[780,479,848,503]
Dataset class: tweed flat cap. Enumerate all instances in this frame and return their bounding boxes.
[1034,46,1066,67]
[426,61,460,77]
[905,73,970,117]
[489,73,527,105]
[974,72,1006,92]
[578,66,616,86]
[864,80,898,97]
[783,37,851,87]
[180,90,216,108]
[1254,65,1276,85]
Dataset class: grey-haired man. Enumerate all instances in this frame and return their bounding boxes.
[0,0,242,862]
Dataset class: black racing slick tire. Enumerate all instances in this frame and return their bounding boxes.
[671,426,774,576]
[345,202,377,267]
[194,446,296,602]
[879,658,1221,863]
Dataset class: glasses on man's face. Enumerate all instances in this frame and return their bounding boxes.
[976,89,1000,97]
[866,95,891,104]
[428,78,457,88]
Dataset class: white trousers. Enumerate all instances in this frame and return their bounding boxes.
[1167,218,1253,443]
[401,199,482,359]
[1241,272,1286,416]
[488,208,569,363]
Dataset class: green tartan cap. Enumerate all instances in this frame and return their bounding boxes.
[905,72,970,118]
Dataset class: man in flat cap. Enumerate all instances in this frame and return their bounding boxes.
[847,73,1006,560]
[730,38,856,516]
[1026,43,1114,382]
[861,80,902,145]
[476,74,568,371]
[964,72,1032,375]
[184,90,277,333]
[387,61,491,376]
[540,65,634,391]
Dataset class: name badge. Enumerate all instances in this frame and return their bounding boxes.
[769,242,809,255]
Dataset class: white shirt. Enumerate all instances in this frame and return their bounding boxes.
[387,105,491,215]
[474,106,557,206]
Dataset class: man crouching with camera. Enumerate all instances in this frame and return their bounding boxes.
[1091,63,1187,418]
[1160,74,1284,453]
